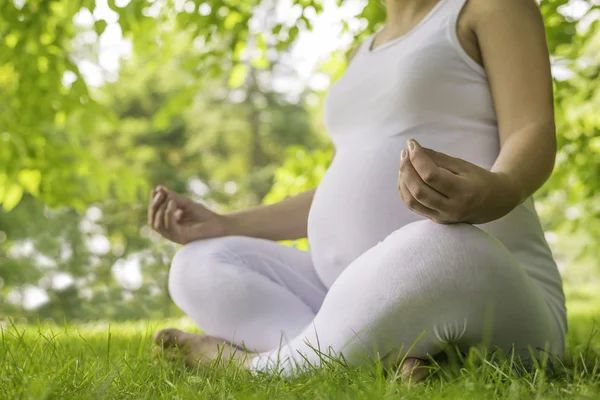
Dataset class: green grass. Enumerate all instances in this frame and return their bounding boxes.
[1,289,599,399]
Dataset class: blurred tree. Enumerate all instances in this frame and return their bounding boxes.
[0,0,324,211]
[0,22,322,320]
[2,0,600,320]
[536,10,600,272]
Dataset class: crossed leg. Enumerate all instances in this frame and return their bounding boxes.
[156,221,563,378]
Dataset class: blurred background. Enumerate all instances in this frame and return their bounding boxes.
[0,0,598,322]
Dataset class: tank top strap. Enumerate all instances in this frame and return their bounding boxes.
[353,32,377,58]
[351,0,472,60]
[442,0,487,76]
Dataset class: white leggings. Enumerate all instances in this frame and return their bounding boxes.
[167,220,563,372]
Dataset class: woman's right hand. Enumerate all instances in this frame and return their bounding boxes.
[147,186,229,244]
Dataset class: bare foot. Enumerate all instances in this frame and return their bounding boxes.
[400,357,430,383]
[153,328,252,369]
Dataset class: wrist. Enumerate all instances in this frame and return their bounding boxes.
[186,213,230,243]
[492,171,522,210]
[220,213,239,237]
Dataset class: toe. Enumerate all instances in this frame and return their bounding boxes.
[153,329,168,346]
[401,358,430,383]
[154,328,186,348]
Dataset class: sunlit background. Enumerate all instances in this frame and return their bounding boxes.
[1,0,599,322]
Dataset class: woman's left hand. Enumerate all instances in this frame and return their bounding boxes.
[398,139,520,224]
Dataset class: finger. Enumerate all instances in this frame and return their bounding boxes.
[154,186,168,205]
[400,153,448,211]
[407,140,463,196]
[174,209,184,222]
[422,147,464,174]
[398,150,407,201]
[399,180,438,219]
[152,185,166,198]
[148,189,166,227]
[166,190,194,210]
[153,200,168,232]
[165,199,176,230]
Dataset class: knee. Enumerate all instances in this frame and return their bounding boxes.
[167,236,246,302]
[385,220,512,282]
[388,220,481,250]
[391,219,477,242]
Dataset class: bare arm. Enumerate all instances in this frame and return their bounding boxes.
[397,0,556,223]
[148,186,319,244]
[475,0,556,204]
[224,189,316,241]
[151,42,352,244]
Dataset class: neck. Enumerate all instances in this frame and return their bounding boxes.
[383,0,437,26]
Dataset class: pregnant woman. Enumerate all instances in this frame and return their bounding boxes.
[149,0,566,380]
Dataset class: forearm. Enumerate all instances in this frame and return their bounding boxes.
[224,189,316,241]
[491,122,557,208]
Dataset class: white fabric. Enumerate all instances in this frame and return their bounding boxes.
[168,223,563,372]
[308,0,566,332]
[167,0,567,372]
[168,235,327,352]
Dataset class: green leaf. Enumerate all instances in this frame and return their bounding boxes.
[2,183,24,211]
[289,26,299,41]
[4,32,19,48]
[233,41,246,62]
[250,56,270,69]
[272,24,283,34]
[224,11,243,30]
[94,20,108,36]
[38,56,49,73]
[18,169,42,196]
[228,64,248,88]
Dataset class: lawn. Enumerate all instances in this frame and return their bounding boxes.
[1,283,599,399]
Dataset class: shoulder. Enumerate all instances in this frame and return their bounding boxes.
[465,0,543,27]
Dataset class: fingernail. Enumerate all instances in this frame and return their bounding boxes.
[175,210,183,220]
[407,140,415,152]
[153,192,162,204]
[401,149,407,160]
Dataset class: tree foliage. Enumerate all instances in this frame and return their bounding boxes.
[1,2,324,318]
[1,0,600,319]
[0,0,324,211]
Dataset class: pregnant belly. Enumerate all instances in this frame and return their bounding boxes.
[307,146,421,287]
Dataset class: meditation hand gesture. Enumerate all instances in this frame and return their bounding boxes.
[147,186,228,244]
[398,139,519,224]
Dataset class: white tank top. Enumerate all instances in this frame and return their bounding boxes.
[307,0,567,335]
